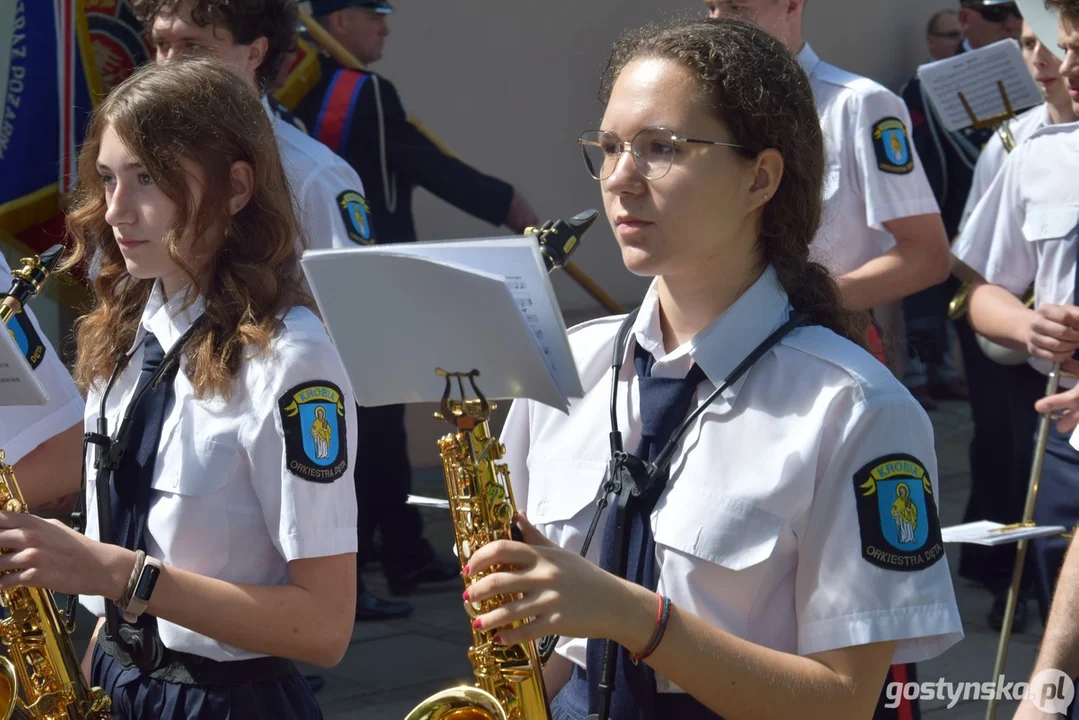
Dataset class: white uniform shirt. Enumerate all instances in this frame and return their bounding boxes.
[500,267,963,692]
[959,104,1051,233]
[79,283,358,661]
[0,253,84,464]
[952,121,1079,380]
[265,99,374,249]
[799,45,941,276]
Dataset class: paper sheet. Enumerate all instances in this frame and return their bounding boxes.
[942,520,1067,545]
[301,242,582,413]
[407,494,451,510]
[917,39,1044,132]
[363,236,583,401]
[0,320,47,407]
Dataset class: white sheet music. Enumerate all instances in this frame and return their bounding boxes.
[942,520,1067,545]
[917,39,1043,132]
[300,237,585,413]
[0,320,47,406]
[372,237,582,401]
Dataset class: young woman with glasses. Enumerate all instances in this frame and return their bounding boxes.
[458,18,963,720]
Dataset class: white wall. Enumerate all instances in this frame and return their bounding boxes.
[377,0,955,314]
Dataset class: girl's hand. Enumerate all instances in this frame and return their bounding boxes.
[463,513,653,650]
[0,511,133,600]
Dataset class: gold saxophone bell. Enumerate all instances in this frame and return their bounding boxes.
[404,687,508,720]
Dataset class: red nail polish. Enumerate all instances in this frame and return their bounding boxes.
[472,618,482,629]
[493,634,503,645]
[462,565,470,575]
[462,590,470,601]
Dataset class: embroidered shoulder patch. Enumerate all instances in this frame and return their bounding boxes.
[853,454,943,572]
[7,309,46,369]
[279,381,348,482]
[336,190,373,245]
[872,117,914,174]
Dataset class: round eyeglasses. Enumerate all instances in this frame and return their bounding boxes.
[578,127,745,181]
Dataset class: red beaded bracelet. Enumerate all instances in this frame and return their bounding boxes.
[630,592,671,665]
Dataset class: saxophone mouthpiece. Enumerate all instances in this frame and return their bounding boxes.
[526,209,600,272]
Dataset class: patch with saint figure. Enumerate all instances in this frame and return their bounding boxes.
[853,453,944,571]
[278,381,348,482]
[336,190,373,245]
[6,308,46,370]
[872,117,914,174]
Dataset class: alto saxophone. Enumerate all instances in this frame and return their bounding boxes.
[404,211,599,720]
[0,246,111,719]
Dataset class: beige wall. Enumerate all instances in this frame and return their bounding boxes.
[376,0,956,317]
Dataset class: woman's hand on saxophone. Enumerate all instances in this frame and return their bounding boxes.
[0,511,134,602]
[462,513,656,654]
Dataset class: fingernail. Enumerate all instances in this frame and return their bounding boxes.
[493,634,503,645]
[462,564,470,576]
[472,618,483,629]
[462,590,470,601]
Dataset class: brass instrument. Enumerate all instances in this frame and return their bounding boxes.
[404,211,599,720]
[0,246,111,720]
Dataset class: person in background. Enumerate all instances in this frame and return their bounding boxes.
[132,0,412,623]
[900,0,1026,628]
[927,9,965,60]
[296,0,540,598]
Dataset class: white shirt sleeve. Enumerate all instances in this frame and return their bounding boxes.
[795,392,963,664]
[247,331,358,562]
[959,133,1008,234]
[0,260,84,464]
[851,88,942,230]
[952,148,1035,296]
[298,162,373,250]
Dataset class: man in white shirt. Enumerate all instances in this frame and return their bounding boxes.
[132,0,412,627]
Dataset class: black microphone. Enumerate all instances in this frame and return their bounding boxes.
[525,209,600,272]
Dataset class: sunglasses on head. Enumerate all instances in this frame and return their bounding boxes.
[966,3,1022,22]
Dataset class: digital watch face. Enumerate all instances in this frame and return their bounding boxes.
[134,564,161,601]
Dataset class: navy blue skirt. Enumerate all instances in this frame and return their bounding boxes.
[91,644,323,720]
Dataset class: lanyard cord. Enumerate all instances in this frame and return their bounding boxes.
[536,310,805,680]
[78,319,203,640]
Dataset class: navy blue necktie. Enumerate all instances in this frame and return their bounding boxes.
[110,331,177,553]
[585,343,707,720]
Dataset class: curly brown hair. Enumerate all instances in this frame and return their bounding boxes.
[1045,0,1079,22]
[63,55,311,399]
[131,0,298,90]
[599,18,867,344]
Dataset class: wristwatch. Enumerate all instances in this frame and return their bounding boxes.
[122,555,163,623]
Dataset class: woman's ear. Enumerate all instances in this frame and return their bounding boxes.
[748,148,784,212]
[228,160,255,216]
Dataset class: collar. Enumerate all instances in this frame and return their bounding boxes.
[797,43,822,79]
[261,96,277,125]
[960,39,973,53]
[132,281,207,356]
[629,266,792,407]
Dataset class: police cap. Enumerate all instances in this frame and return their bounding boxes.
[308,0,394,15]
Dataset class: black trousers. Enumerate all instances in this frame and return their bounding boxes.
[952,315,1032,587]
[354,403,435,585]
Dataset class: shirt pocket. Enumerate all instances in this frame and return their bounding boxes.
[1022,203,1079,244]
[654,495,785,572]
[524,460,606,526]
[149,439,240,575]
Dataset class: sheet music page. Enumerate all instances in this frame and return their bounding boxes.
[942,520,1067,545]
[301,247,578,412]
[917,39,1044,132]
[367,236,585,400]
[0,323,48,406]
